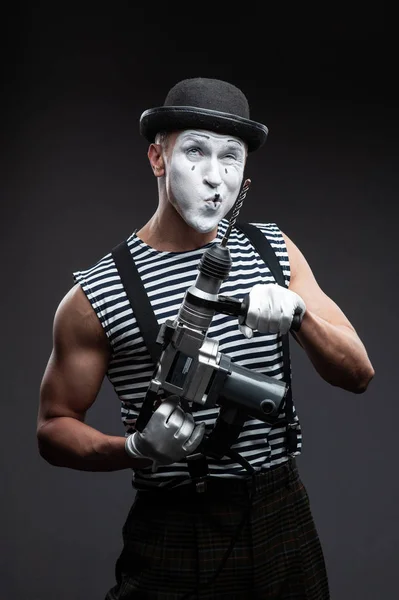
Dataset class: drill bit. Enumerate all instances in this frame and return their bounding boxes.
[221,178,251,247]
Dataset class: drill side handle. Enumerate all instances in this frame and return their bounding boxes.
[216,294,302,331]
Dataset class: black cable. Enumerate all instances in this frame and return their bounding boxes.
[178,475,257,600]
[192,510,200,600]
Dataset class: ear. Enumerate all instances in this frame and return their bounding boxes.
[148,143,165,177]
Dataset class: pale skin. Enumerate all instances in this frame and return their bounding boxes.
[139,130,247,250]
[37,129,375,472]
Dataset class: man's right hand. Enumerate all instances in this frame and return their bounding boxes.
[125,396,205,466]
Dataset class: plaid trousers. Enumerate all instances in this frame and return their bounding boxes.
[105,459,330,599]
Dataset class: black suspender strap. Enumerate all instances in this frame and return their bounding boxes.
[234,222,299,455]
[111,238,161,365]
[235,222,287,287]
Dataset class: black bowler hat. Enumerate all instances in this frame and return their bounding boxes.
[139,77,268,152]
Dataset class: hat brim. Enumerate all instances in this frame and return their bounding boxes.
[139,106,268,152]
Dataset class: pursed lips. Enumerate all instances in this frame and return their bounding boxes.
[203,198,222,211]
[205,194,222,203]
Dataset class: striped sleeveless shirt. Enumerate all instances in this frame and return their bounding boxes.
[73,219,303,489]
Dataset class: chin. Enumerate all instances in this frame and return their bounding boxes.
[190,221,218,234]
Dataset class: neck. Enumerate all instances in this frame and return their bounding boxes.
[137,203,219,252]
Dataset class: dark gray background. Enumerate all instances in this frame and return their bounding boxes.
[2,6,397,600]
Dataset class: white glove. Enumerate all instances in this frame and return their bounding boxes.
[125,396,205,467]
[239,283,306,338]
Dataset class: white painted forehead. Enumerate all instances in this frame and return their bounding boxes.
[176,129,245,146]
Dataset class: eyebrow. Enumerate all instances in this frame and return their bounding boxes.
[227,139,244,147]
[181,133,210,141]
[181,133,244,148]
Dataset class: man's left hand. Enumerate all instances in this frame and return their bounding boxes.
[239,283,306,338]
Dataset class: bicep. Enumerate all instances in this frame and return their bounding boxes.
[38,285,111,426]
[282,232,356,331]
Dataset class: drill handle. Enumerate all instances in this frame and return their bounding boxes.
[217,294,302,332]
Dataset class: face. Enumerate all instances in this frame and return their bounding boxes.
[164,129,246,233]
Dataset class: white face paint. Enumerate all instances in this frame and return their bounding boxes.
[164,129,246,233]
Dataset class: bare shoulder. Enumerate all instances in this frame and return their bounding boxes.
[38,284,111,424]
[54,283,110,352]
[281,230,356,330]
[281,230,322,289]
[280,230,308,283]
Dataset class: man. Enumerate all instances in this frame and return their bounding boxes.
[37,77,374,599]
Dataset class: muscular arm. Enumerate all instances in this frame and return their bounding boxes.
[37,284,151,471]
[283,232,375,393]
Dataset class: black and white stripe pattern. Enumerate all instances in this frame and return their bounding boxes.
[73,219,303,489]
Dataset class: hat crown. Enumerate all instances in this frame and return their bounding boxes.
[139,77,268,152]
[164,77,250,120]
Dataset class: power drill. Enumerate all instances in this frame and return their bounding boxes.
[135,179,301,436]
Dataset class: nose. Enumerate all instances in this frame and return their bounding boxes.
[203,157,223,189]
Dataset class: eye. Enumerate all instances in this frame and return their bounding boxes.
[222,153,238,162]
[186,146,202,156]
